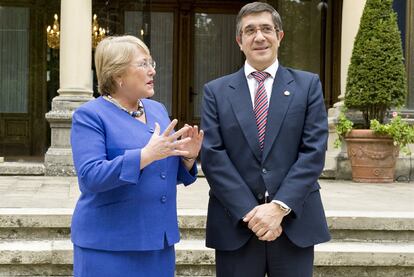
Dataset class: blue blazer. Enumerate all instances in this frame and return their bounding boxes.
[70,96,197,251]
[201,65,331,251]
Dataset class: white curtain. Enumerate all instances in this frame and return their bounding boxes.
[125,11,174,115]
[0,7,29,113]
[193,13,242,118]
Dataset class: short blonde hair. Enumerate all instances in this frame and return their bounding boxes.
[95,35,150,95]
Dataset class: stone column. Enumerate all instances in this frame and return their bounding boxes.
[44,0,93,176]
[323,0,366,178]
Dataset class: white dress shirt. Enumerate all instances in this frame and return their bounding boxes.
[244,60,291,214]
[244,60,278,108]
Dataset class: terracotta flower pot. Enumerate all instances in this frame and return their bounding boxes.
[345,129,399,183]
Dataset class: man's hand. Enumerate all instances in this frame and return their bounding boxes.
[243,203,286,241]
[258,225,283,241]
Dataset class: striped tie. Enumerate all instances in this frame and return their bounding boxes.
[251,71,270,150]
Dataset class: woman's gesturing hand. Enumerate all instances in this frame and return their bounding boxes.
[179,124,204,160]
[175,124,204,171]
[140,119,191,169]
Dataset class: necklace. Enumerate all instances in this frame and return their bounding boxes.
[103,95,145,118]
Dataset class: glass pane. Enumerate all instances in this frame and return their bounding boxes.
[125,11,174,115]
[272,0,322,75]
[393,0,413,109]
[0,7,29,113]
[393,0,406,55]
[193,13,243,118]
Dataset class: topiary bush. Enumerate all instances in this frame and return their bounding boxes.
[344,0,407,128]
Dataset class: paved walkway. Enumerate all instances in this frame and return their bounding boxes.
[0,176,413,213]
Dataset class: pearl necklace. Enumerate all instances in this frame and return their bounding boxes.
[103,95,145,118]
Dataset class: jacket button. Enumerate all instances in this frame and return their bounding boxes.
[262,168,267,174]
[257,193,264,200]
[149,128,154,133]
[161,196,167,203]
[160,173,166,179]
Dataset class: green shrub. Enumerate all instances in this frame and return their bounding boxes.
[344,0,407,128]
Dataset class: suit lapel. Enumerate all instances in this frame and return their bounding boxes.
[228,68,262,162]
[262,66,294,161]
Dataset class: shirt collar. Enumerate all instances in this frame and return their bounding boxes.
[244,59,279,80]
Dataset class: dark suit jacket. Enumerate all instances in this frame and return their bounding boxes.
[201,65,331,251]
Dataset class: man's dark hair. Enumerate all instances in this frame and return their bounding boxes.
[236,2,283,37]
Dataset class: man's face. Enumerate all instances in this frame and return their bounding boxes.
[236,12,284,71]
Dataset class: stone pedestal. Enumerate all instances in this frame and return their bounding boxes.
[322,101,345,178]
[45,95,92,176]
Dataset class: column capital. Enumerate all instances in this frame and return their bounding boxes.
[57,88,93,98]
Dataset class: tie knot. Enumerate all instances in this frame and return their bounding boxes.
[251,71,270,83]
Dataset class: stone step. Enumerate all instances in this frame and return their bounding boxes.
[0,239,414,277]
[0,208,72,240]
[176,240,414,277]
[326,210,414,242]
[1,208,413,243]
[180,210,414,242]
[0,162,45,176]
[0,162,203,177]
[178,209,206,241]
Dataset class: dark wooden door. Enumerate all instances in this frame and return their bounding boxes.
[0,1,56,158]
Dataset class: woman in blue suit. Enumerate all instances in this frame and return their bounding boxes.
[70,35,203,277]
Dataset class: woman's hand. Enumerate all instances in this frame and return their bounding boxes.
[179,124,204,160]
[177,124,204,170]
[140,119,191,169]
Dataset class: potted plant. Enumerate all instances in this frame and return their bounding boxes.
[335,0,410,182]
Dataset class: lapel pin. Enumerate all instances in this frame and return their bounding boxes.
[284,91,290,96]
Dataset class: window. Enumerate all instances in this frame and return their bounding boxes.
[0,7,29,113]
[125,11,174,115]
[394,0,414,108]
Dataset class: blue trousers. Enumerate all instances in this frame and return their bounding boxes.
[73,244,175,277]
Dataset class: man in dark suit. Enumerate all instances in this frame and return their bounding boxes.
[200,2,330,277]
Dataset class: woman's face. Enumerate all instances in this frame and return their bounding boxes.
[118,48,156,100]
